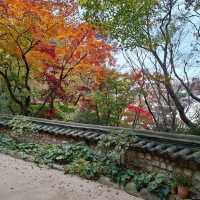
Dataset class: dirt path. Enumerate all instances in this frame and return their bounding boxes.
[0,153,142,200]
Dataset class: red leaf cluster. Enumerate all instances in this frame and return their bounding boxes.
[128,104,154,123]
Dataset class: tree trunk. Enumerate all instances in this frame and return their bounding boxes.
[48,96,55,119]
[164,76,194,128]
[151,51,195,128]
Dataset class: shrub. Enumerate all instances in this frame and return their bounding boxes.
[133,173,156,191]
[54,103,76,121]
[175,174,192,187]
[72,110,99,124]
[8,115,38,137]
[147,173,170,199]
[97,130,137,163]
[34,144,66,164]
[62,144,97,162]
[64,159,103,180]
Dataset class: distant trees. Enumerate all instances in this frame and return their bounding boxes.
[74,70,135,126]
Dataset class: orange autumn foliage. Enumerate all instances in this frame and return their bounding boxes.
[39,22,114,105]
[0,0,76,59]
[0,0,114,115]
[0,0,77,114]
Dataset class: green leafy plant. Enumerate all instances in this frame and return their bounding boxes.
[97,130,137,163]
[115,170,135,186]
[8,115,38,137]
[147,173,166,192]
[175,174,192,187]
[63,144,97,163]
[64,159,103,180]
[0,133,16,149]
[99,156,135,185]
[32,144,97,165]
[134,173,155,191]
[175,174,191,199]
[171,175,178,188]
[54,103,76,122]
[33,144,65,164]
[0,133,172,198]
[72,110,100,125]
[147,174,170,199]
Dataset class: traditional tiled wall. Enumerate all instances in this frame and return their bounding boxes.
[125,149,200,195]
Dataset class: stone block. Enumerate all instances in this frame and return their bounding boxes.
[146,165,153,171]
[152,160,160,167]
[132,160,141,167]
[146,153,151,160]
[165,159,170,164]
[193,171,200,181]
[124,182,138,195]
[160,162,166,169]
[132,151,138,157]
[138,152,145,159]
[154,156,160,161]
[175,168,182,174]
[167,164,173,171]
[193,171,200,192]
[183,169,192,177]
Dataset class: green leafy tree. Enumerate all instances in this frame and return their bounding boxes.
[73,71,134,126]
[81,0,200,128]
[80,0,156,49]
[92,72,134,126]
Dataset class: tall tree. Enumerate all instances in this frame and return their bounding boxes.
[75,69,135,126]
[0,0,115,117]
[81,0,200,128]
[0,0,77,114]
[36,23,114,116]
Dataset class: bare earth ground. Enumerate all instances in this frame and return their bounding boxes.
[0,153,142,200]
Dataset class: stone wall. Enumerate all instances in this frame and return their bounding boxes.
[125,149,200,196]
